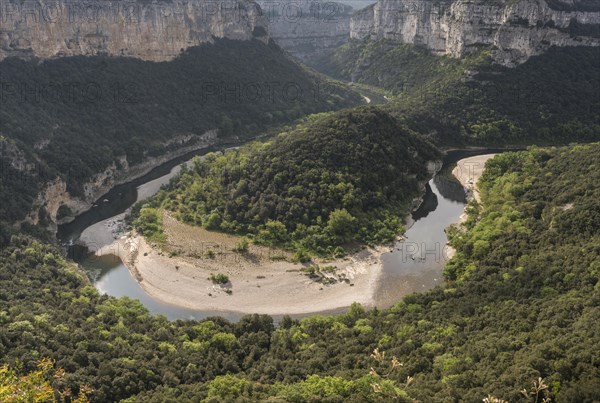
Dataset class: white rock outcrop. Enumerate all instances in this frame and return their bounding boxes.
[0,0,269,61]
[350,0,600,65]
[257,0,353,62]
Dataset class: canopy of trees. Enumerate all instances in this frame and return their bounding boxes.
[0,38,361,223]
[315,40,600,146]
[1,144,598,402]
[135,107,441,256]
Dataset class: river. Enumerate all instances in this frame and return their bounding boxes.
[58,148,509,321]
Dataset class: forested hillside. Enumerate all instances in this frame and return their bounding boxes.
[0,38,361,224]
[1,0,598,400]
[1,144,598,401]
[315,40,600,145]
[133,108,441,257]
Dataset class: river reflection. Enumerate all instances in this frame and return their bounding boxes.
[434,171,468,203]
[375,173,466,307]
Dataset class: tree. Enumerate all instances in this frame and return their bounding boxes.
[219,114,235,136]
[210,332,237,351]
[326,208,357,243]
[472,239,490,259]
[0,358,91,402]
[0,222,10,247]
[204,210,222,230]
[256,220,289,245]
[206,375,249,400]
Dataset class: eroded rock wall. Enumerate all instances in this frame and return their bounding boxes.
[350,0,600,65]
[257,0,353,62]
[0,0,269,61]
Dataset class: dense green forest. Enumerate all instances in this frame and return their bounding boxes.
[1,144,598,401]
[133,108,441,257]
[0,38,361,224]
[314,40,600,146]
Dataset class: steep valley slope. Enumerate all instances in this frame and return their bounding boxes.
[0,0,362,231]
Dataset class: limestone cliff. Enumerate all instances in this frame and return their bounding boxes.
[257,0,353,62]
[350,0,600,66]
[0,0,269,61]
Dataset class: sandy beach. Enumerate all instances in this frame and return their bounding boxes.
[97,213,386,315]
[452,153,497,203]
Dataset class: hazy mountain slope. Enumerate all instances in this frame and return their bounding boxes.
[257,0,353,63]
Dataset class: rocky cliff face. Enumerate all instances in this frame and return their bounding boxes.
[0,0,269,61]
[257,0,353,62]
[350,0,600,65]
[28,130,218,230]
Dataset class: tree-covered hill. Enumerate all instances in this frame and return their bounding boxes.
[1,144,598,401]
[135,107,441,257]
[0,38,362,224]
[314,40,600,146]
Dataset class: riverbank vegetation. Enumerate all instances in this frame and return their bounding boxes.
[133,108,441,257]
[1,144,598,401]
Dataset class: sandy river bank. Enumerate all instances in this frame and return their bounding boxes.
[97,212,388,315]
[452,153,497,220]
[452,153,496,203]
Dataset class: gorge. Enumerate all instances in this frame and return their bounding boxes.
[0,0,598,401]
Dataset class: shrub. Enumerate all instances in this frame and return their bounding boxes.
[234,237,249,253]
[209,273,229,284]
[133,208,165,243]
[293,248,312,263]
[56,205,73,220]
